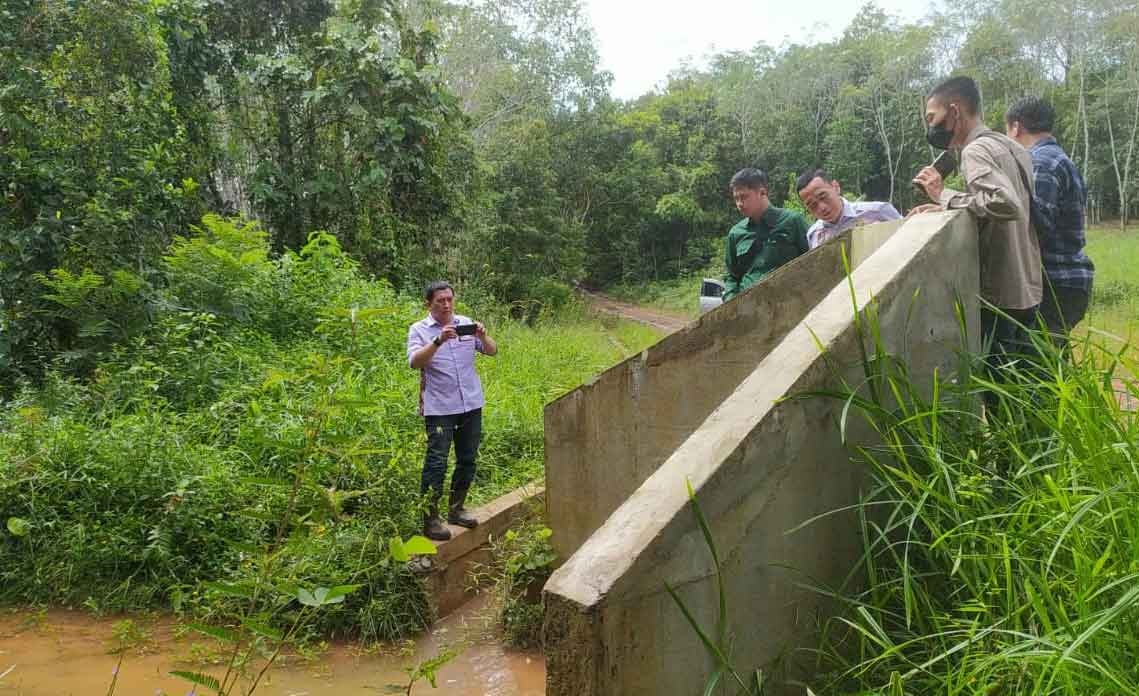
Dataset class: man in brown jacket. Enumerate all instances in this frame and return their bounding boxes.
[912,76,1041,363]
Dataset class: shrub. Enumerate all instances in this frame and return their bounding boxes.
[33,267,152,375]
[163,215,275,324]
[0,408,264,610]
[0,222,658,639]
[486,510,555,649]
[803,311,1139,694]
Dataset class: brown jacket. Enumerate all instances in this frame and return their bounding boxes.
[938,124,1042,310]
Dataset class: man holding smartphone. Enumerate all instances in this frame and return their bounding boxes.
[407,281,498,541]
[911,76,1041,365]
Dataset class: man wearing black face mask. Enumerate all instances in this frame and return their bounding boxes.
[911,76,1042,367]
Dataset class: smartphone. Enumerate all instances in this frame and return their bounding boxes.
[455,323,478,337]
[914,150,957,195]
[932,150,957,178]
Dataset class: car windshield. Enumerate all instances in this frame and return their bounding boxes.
[700,280,723,297]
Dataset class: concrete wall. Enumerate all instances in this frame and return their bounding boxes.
[420,483,543,618]
[545,219,904,561]
[542,211,979,696]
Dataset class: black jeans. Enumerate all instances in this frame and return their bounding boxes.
[980,306,1039,405]
[981,305,1037,350]
[421,408,482,500]
[981,305,1039,369]
[1038,281,1091,349]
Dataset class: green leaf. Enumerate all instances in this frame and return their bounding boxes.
[297,585,356,607]
[236,508,283,523]
[226,542,263,555]
[401,535,439,557]
[170,670,221,691]
[241,476,292,487]
[297,587,319,607]
[6,517,30,537]
[186,622,239,644]
[204,581,256,599]
[389,536,410,562]
[241,619,284,642]
[321,584,363,604]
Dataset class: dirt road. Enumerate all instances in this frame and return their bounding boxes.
[582,290,690,334]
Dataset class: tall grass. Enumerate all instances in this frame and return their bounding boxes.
[1080,223,1139,341]
[471,313,662,503]
[804,303,1139,694]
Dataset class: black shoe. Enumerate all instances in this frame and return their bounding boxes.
[448,507,478,529]
[448,486,479,529]
[423,515,452,541]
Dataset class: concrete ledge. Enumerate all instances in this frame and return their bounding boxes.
[421,482,544,618]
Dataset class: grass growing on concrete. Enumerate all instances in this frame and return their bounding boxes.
[802,306,1139,694]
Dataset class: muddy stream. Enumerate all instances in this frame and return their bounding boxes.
[0,596,544,695]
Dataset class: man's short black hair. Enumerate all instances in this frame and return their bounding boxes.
[730,168,769,191]
[796,167,831,193]
[929,76,982,115]
[1006,96,1055,134]
[424,280,453,302]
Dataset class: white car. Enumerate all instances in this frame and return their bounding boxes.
[699,278,725,313]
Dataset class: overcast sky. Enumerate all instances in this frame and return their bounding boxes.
[583,0,933,100]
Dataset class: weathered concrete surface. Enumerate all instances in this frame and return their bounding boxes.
[422,482,544,618]
[543,211,979,696]
[849,217,904,263]
[545,220,906,562]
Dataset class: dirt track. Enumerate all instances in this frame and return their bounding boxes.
[581,290,690,333]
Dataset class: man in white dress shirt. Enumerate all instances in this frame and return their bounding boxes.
[796,168,901,249]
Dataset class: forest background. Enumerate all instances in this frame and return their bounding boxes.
[2,0,1139,643]
[4,0,1139,385]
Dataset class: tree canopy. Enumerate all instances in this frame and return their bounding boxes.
[2,0,1138,386]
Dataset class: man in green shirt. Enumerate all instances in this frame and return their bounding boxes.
[722,168,811,301]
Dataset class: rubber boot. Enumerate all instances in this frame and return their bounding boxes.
[447,486,478,529]
[423,498,452,541]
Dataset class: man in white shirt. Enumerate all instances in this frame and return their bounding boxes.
[796,168,901,249]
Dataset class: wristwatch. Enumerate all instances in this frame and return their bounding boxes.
[432,335,442,347]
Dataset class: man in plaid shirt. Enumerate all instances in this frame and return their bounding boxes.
[1006,97,1095,342]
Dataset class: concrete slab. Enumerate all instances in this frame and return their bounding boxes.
[420,482,544,618]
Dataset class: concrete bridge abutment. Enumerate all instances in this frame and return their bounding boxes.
[542,212,981,695]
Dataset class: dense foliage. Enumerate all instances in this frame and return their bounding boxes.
[0,216,657,637]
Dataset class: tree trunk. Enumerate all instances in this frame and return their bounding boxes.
[872,89,896,203]
[1079,59,1091,185]
[1123,87,1139,227]
[275,100,302,251]
[1106,84,1139,229]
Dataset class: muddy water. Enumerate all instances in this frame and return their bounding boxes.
[0,596,544,695]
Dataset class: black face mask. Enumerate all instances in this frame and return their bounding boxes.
[926,106,957,150]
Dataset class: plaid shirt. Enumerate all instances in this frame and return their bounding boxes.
[1030,137,1094,290]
